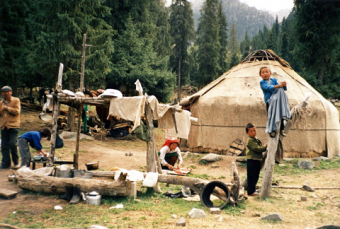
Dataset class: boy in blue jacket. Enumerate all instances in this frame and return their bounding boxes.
[17,128,51,167]
[259,66,287,137]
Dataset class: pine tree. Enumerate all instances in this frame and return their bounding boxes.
[227,23,240,68]
[294,0,340,94]
[195,0,221,87]
[0,0,30,95]
[169,0,195,98]
[217,1,228,75]
[107,17,176,102]
[240,30,250,58]
[26,0,114,89]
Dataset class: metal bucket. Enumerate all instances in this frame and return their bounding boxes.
[74,170,93,179]
[55,169,73,178]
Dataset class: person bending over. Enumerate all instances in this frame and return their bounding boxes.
[158,139,183,170]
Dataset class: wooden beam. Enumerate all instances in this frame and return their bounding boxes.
[58,96,110,107]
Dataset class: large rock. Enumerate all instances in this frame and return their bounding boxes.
[189,208,206,218]
[261,213,283,221]
[201,153,222,162]
[297,160,315,170]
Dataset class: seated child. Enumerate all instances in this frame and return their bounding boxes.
[246,123,267,196]
[158,139,183,170]
[259,66,288,137]
[17,128,51,167]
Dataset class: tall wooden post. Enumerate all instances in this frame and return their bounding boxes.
[260,94,310,199]
[49,63,63,166]
[177,58,181,101]
[74,105,82,170]
[80,34,86,92]
[146,101,162,192]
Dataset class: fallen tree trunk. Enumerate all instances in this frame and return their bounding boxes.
[16,169,132,197]
[92,171,232,202]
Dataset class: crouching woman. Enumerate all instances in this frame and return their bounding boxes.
[158,139,183,170]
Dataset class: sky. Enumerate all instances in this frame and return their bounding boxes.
[165,0,294,13]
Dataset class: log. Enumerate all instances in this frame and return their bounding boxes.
[92,171,232,201]
[260,93,310,199]
[16,169,132,197]
[58,96,110,107]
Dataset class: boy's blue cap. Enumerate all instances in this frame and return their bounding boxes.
[1,86,12,92]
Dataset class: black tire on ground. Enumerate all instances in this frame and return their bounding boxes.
[200,181,230,209]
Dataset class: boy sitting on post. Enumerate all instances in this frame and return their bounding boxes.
[245,123,267,196]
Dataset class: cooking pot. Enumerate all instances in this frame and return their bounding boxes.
[83,191,101,205]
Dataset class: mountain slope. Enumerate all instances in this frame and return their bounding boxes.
[192,0,276,41]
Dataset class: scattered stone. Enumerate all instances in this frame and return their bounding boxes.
[210,165,219,168]
[311,194,318,198]
[176,217,186,226]
[252,213,261,217]
[261,213,283,221]
[297,160,315,170]
[210,208,220,214]
[189,208,206,218]
[217,216,223,222]
[171,214,177,219]
[278,164,286,167]
[87,225,108,229]
[0,189,18,199]
[302,185,315,192]
[54,205,63,210]
[134,199,141,202]
[240,210,245,214]
[301,196,307,201]
[201,153,222,162]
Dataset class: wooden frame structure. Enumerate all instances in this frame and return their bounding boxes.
[47,63,161,178]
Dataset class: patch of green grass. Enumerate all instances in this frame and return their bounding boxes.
[316,158,340,170]
[238,163,247,168]
[187,173,211,179]
[199,159,209,165]
[307,205,318,211]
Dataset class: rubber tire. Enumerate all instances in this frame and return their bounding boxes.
[200,181,230,209]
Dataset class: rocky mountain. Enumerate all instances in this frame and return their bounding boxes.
[192,0,281,42]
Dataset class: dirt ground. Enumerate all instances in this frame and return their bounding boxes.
[0,109,340,228]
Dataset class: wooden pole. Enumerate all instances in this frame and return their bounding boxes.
[178,58,181,101]
[145,101,162,192]
[260,93,311,199]
[74,105,82,170]
[80,34,86,92]
[49,63,63,166]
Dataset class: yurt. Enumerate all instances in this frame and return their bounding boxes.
[180,50,340,158]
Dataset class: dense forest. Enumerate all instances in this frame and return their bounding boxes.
[0,0,340,102]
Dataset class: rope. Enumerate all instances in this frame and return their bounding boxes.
[290,104,313,130]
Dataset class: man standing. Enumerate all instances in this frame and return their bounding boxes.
[0,86,21,169]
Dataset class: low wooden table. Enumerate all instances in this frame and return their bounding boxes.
[30,159,48,170]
